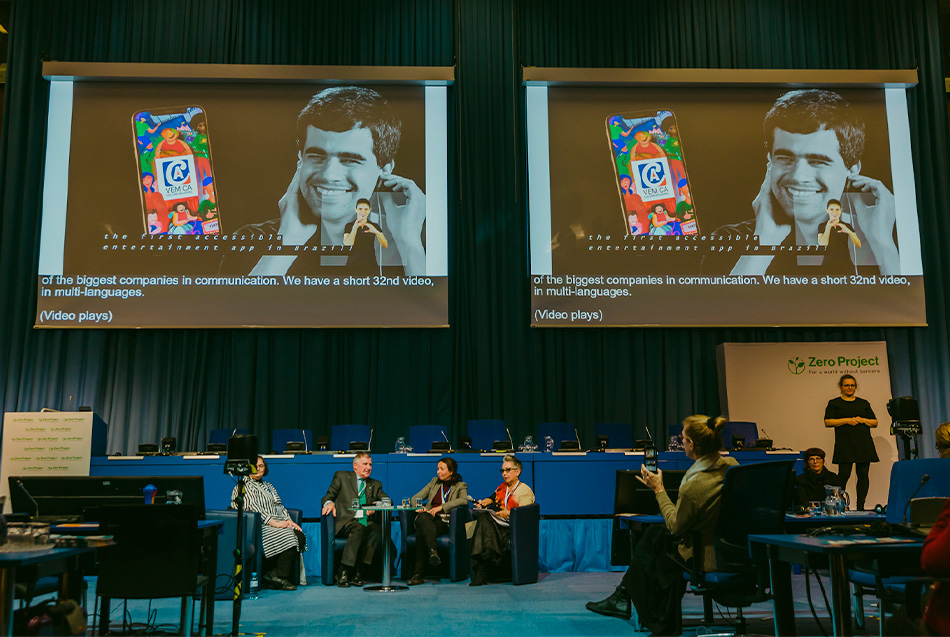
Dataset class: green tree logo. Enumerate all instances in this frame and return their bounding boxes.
[788,356,806,375]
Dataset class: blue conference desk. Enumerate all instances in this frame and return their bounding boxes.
[91,450,800,518]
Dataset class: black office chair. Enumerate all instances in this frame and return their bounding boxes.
[94,505,210,636]
[674,460,795,635]
[398,507,472,581]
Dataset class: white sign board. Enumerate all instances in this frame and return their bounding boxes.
[718,342,898,509]
[1,411,94,513]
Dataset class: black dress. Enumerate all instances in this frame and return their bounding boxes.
[824,396,879,464]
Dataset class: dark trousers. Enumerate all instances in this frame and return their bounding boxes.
[622,525,687,636]
[336,519,382,570]
[837,462,871,509]
[263,547,297,582]
[262,528,306,581]
[412,513,449,575]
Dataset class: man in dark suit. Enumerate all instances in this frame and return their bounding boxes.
[321,452,389,587]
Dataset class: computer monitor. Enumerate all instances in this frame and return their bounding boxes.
[8,475,206,521]
[613,469,686,515]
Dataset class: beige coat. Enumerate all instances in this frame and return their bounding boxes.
[656,453,739,571]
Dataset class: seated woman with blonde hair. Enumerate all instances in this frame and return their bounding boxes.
[586,415,738,635]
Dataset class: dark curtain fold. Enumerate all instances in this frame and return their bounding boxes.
[1,0,947,455]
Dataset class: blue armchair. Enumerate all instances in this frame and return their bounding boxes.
[510,502,541,585]
[398,507,472,581]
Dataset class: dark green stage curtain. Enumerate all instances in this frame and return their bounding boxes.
[1,0,948,456]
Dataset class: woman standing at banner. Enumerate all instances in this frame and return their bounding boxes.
[824,374,879,510]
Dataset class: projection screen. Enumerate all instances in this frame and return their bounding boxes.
[37,63,452,328]
[525,68,924,327]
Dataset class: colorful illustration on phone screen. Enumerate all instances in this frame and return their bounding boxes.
[133,106,220,235]
[606,110,697,237]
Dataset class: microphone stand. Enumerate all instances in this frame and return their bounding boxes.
[903,474,930,525]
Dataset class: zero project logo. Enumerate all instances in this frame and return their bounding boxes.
[787,354,881,375]
[788,356,806,375]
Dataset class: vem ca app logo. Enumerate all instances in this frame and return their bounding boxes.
[156,155,199,199]
[632,157,674,202]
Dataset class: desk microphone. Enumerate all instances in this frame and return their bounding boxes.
[573,427,582,448]
[15,479,40,520]
[903,474,930,524]
[505,426,514,451]
[368,428,374,452]
[303,430,310,453]
[643,423,654,444]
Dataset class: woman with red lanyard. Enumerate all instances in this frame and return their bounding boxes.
[406,457,468,586]
[469,454,535,586]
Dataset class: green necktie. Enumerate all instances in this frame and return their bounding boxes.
[358,477,367,526]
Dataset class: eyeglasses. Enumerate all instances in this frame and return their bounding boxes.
[500,467,518,473]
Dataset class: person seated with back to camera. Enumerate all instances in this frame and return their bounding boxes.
[586,415,738,636]
[794,446,841,512]
[406,457,468,586]
[468,454,535,586]
[231,456,307,591]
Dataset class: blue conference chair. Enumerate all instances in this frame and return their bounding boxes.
[594,422,634,449]
[271,429,313,454]
[408,425,449,452]
[849,458,950,628]
[467,419,507,452]
[208,428,248,448]
[536,422,578,450]
[675,460,795,634]
[399,507,472,582]
[510,503,541,585]
[330,425,372,452]
[207,507,305,599]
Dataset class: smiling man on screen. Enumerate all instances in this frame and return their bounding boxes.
[705,89,899,276]
[220,86,426,276]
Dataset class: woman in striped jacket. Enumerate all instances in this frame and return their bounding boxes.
[231,456,308,591]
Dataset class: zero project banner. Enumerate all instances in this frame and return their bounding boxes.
[717,342,897,509]
[526,71,925,327]
[36,63,451,328]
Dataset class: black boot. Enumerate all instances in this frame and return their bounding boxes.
[469,560,488,586]
[585,584,631,620]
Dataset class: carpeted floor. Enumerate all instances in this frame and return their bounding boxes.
[83,570,883,636]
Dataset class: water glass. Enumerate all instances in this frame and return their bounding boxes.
[166,489,183,505]
[381,497,392,507]
[351,498,360,512]
[402,498,410,508]
[6,523,35,547]
[412,497,422,507]
[808,501,822,516]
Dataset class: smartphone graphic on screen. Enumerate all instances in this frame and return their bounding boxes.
[606,110,698,237]
[644,445,658,472]
[132,106,221,235]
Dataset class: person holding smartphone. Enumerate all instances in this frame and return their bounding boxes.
[586,415,738,635]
